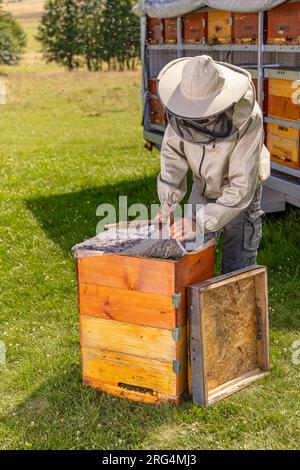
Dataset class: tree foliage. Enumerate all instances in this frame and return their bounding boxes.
[0,5,27,66]
[38,0,140,71]
[37,0,82,70]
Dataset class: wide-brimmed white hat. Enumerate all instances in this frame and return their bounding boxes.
[157,55,251,119]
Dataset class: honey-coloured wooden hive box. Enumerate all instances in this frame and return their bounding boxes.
[267,123,300,168]
[268,77,300,122]
[76,244,215,404]
[208,11,234,45]
[187,266,270,406]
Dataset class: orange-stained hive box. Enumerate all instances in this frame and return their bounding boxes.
[267,122,300,168]
[76,245,215,404]
[234,12,259,44]
[182,12,207,44]
[148,78,158,96]
[208,11,233,45]
[148,78,166,126]
[267,1,300,45]
[149,97,166,125]
[147,17,164,44]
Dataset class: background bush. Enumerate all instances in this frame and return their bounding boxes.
[0,1,26,65]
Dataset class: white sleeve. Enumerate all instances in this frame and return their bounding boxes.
[203,114,264,232]
[157,124,190,207]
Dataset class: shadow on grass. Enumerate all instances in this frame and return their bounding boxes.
[25,176,159,256]
[1,365,185,450]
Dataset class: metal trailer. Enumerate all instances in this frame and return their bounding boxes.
[140,3,300,213]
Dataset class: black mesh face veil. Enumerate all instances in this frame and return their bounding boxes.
[166,106,238,144]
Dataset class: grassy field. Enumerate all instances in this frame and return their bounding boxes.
[0,1,300,450]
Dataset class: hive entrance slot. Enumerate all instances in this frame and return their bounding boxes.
[118,383,154,395]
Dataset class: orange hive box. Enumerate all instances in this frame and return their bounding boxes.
[148,78,158,96]
[267,1,300,45]
[164,17,177,43]
[182,12,207,44]
[233,12,259,44]
[76,245,215,404]
[149,97,166,125]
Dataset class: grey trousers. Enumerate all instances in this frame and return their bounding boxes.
[188,184,264,274]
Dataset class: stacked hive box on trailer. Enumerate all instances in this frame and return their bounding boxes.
[139,0,300,212]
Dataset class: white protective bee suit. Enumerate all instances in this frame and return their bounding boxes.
[156,55,271,273]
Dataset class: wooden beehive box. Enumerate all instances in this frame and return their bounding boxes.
[149,97,166,125]
[148,78,166,125]
[148,78,158,96]
[188,266,270,406]
[164,17,177,43]
[76,245,215,404]
[147,17,164,44]
[267,123,300,168]
[208,11,234,45]
[268,77,300,123]
[268,1,300,45]
[182,12,207,44]
[234,12,259,44]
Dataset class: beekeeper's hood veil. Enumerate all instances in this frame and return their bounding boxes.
[157,55,256,144]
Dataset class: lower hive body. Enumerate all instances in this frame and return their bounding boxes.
[81,316,187,404]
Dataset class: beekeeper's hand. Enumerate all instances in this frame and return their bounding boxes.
[170,217,202,241]
[155,203,174,224]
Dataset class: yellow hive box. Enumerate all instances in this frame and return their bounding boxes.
[208,11,233,44]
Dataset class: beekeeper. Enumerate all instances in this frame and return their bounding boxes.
[156,55,270,274]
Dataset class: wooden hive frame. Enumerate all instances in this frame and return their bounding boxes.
[188,266,270,407]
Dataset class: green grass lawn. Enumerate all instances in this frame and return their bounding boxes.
[0,3,300,450]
